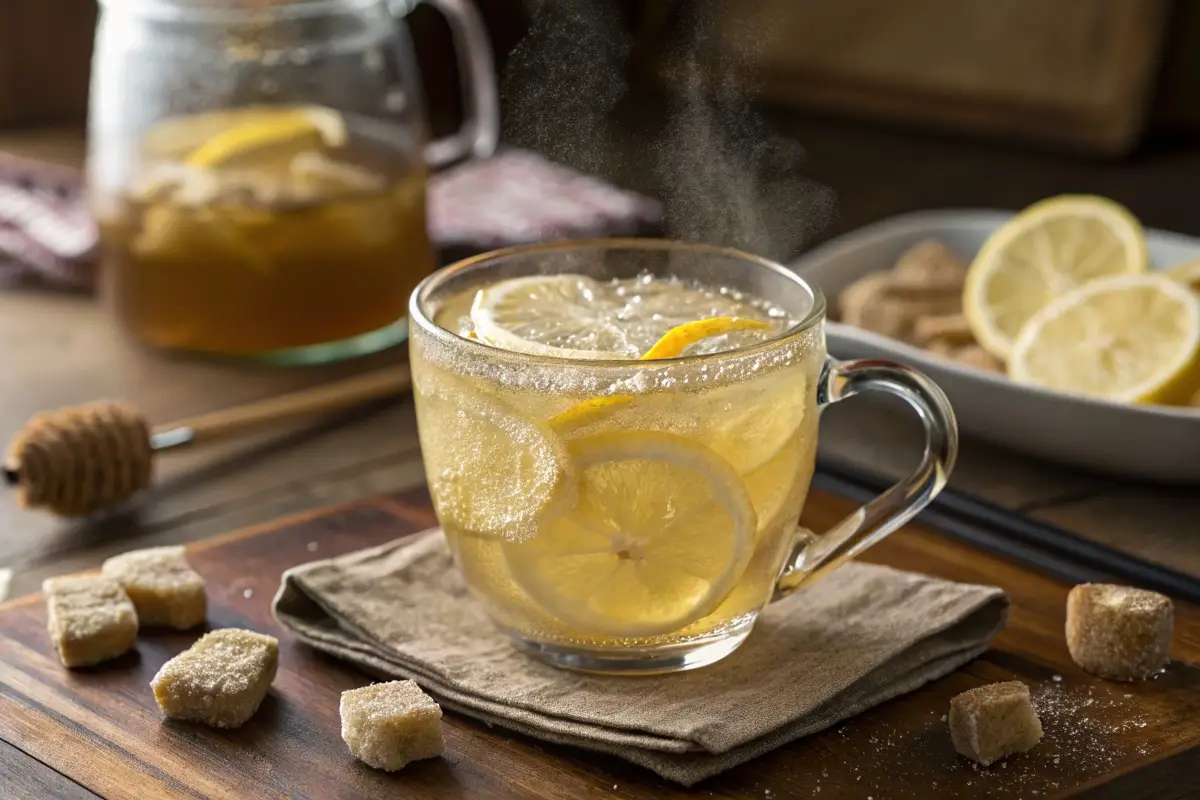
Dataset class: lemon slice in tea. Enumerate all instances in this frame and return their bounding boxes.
[470,273,782,360]
[504,431,756,638]
[415,374,576,540]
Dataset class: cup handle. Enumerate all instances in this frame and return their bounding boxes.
[418,0,501,166]
[774,358,959,596]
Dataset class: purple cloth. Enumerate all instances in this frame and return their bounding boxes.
[0,153,97,290]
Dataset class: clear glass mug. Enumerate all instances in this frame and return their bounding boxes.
[87,0,499,364]
[409,239,959,674]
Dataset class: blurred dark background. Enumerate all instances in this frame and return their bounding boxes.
[5,0,1200,249]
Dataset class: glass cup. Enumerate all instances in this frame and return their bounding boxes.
[87,0,499,364]
[409,239,958,674]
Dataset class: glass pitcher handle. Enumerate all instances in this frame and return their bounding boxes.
[775,358,959,596]
[418,0,501,166]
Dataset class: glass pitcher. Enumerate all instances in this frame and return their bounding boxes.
[87,0,499,364]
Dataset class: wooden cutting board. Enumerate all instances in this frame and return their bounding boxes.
[0,486,1197,800]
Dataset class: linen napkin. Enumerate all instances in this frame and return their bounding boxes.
[273,529,1008,786]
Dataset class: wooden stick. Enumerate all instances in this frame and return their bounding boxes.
[154,365,412,447]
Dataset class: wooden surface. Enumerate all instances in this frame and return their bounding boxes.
[0,487,1196,800]
[638,0,1172,155]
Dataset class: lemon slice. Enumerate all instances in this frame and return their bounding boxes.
[1165,259,1200,292]
[1008,274,1200,404]
[415,374,576,540]
[964,195,1148,359]
[184,106,347,167]
[470,274,633,360]
[470,273,781,360]
[503,431,756,637]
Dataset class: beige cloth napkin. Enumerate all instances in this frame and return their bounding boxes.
[272,530,1008,786]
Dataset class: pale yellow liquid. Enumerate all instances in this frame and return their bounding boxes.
[412,278,823,648]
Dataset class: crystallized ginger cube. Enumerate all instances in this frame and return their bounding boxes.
[102,546,206,630]
[1066,583,1173,681]
[43,575,139,668]
[949,681,1043,766]
[341,680,444,771]
[151,628,278,729]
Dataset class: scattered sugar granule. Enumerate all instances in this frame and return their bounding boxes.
[1066,583,1173,681]
[43,575,138,667]
[949,681,1043,766]
[101,546,206,630]
[243,588,254,599]
[341,680,444,771]
[151,628,278,728]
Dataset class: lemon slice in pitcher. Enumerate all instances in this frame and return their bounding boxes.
[964,195,1148,359]
[184,105,348,167]
[504,431,756,637]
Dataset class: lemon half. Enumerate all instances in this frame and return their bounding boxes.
[964,195,1148,360]
[1165,259,1200,293]
[503,431,756,637]
[1008,274,1200,404]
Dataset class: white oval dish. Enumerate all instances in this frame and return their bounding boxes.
[791,209,1200,484]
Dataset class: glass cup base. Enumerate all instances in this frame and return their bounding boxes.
[505,615,757,676]
[251,318,410,366]
[133,318,411,367]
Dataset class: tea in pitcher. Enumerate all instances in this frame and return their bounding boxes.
[99,105,435,357]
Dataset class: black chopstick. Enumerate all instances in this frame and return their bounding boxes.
[814,456,1200,606]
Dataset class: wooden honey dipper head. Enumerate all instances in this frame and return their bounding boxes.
[4,402,153,517]
[3,366,413,518]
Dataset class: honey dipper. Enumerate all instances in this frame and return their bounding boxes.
[3,367,412,517]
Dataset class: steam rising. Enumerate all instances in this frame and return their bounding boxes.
[501,0,837,261]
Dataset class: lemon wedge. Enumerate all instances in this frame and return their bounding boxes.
[415,374,576,540]
[1008,274,1200,404]
[964,195,1148,359]
[640,316,772,359]
[1165,259,1200,292]
[503,431,756,637]
[548,316,775,433]
[184,105,347,167]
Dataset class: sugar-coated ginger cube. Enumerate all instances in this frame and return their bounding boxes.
[102,545,206,630]
[1066,583,1173,681]
[341,680,444,771]
[151,628,278,729]
[43,575,138,668]
[949,681,1043,766]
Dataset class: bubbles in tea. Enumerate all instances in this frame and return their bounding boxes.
[412,272,822,647]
